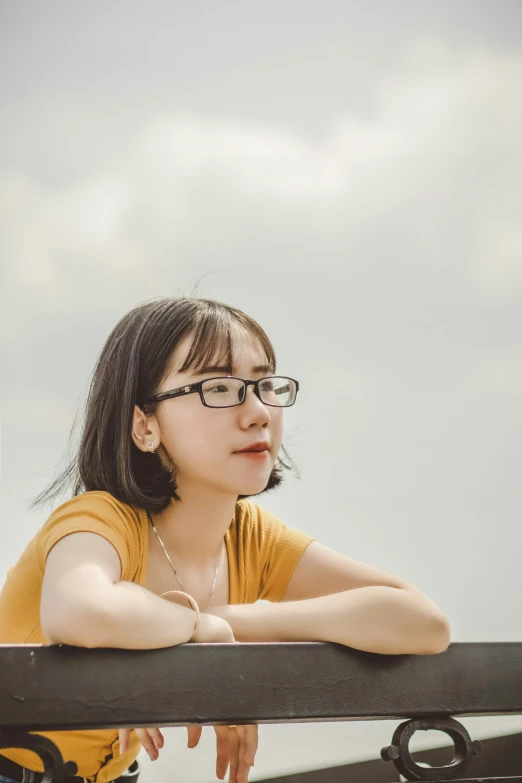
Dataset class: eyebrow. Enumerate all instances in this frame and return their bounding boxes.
[191,364,272,377]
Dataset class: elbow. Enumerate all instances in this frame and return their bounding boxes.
[44,626,107,649]
[415,614,451,655]
[41,603,111,648]
[398,587,451,655]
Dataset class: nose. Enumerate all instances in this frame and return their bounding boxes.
[241,381,261,403]
[239,383,271,424]
[244,382,264,405]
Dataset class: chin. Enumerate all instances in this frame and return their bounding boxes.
[232,475,272,497]
[238,485,267,497]
[222,462,274,497]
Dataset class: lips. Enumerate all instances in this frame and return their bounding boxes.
[235,441,270,453]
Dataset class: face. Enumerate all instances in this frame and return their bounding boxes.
[144,330,284,498]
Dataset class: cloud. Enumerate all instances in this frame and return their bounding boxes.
[1,41,521,348]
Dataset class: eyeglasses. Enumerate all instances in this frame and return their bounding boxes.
[142,376,299,409]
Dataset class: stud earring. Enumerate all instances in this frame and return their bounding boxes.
[147,441,155,454]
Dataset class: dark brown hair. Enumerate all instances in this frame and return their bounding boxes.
[34,297,296,512]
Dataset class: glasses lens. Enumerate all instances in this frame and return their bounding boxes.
[202,377,244,407]
[258,377,296,406]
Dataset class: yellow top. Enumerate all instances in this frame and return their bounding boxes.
[0,491,314,783]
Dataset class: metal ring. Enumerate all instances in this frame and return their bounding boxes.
[380,716,481,781]
[0,732,73,783]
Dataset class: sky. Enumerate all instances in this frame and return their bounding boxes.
[1,1,522,778]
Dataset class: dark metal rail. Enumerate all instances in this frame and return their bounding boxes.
[1,642,521,782]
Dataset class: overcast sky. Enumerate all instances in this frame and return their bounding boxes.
[1,1,522,778]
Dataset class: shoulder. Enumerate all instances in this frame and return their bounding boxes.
[46,491,141,525]
[234,501,315,602]
[234,499,314,550]
[234,498,279,536]
[37,491,144,578]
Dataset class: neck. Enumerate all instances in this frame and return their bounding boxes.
[148,480,238,564]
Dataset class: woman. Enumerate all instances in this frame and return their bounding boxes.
[0,297,450,783]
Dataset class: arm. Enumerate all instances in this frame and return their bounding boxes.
[205,586,449,654]
[205,540,450,655]
[41,531,234,648]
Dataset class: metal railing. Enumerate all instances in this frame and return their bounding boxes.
[1,641,521,782]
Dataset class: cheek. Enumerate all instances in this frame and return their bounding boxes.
[271,410,284,449]
[159,406,231,458]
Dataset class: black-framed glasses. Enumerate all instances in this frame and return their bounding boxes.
[141,376,299,409]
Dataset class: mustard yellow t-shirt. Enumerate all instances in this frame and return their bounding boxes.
[0,491,314,783]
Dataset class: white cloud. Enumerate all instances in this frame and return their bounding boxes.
[2,41,521,344]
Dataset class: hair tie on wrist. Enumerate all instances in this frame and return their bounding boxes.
[160,590,200,641]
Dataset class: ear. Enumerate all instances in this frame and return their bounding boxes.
[132,405,161,453]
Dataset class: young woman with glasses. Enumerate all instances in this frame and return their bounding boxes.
[0,297,450,783]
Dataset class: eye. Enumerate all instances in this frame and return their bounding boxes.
[259,380,276,392]
[207,384,229,394]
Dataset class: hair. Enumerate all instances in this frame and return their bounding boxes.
[34,297,296,513]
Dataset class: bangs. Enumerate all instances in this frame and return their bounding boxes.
[178,301,276,376]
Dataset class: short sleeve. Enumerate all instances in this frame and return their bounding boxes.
[36,491,139,582]
[249,503,315,602]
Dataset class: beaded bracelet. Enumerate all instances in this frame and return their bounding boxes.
[160,590,200,642]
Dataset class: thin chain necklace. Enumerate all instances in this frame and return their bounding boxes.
[147,511,224,610]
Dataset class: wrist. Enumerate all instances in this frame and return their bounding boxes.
[205,600,324,643]
[205,603,264,643]
[192,611,235,643]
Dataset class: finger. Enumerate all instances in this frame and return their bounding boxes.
[187,725,202,748]
[230,725,258,783]
[147,727,165,750]
[135,728,160,761]
[214,726,230,780]
[235,726,248,783]
[118,729,130,754]
[228,727,240,783]
[235,726,254,783]
[243,724,258,767]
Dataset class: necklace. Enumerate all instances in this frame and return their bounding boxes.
[147,511,224,610]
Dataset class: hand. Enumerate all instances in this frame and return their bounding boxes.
[118,727,164,761]
[192,611,236,643]
[187,724,258,783]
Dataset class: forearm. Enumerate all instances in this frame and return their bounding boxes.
[45,581,231,649]
[208,587,450,655]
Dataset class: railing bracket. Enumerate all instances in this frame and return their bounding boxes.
[381,716,483,781]
[0,731,77,783]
